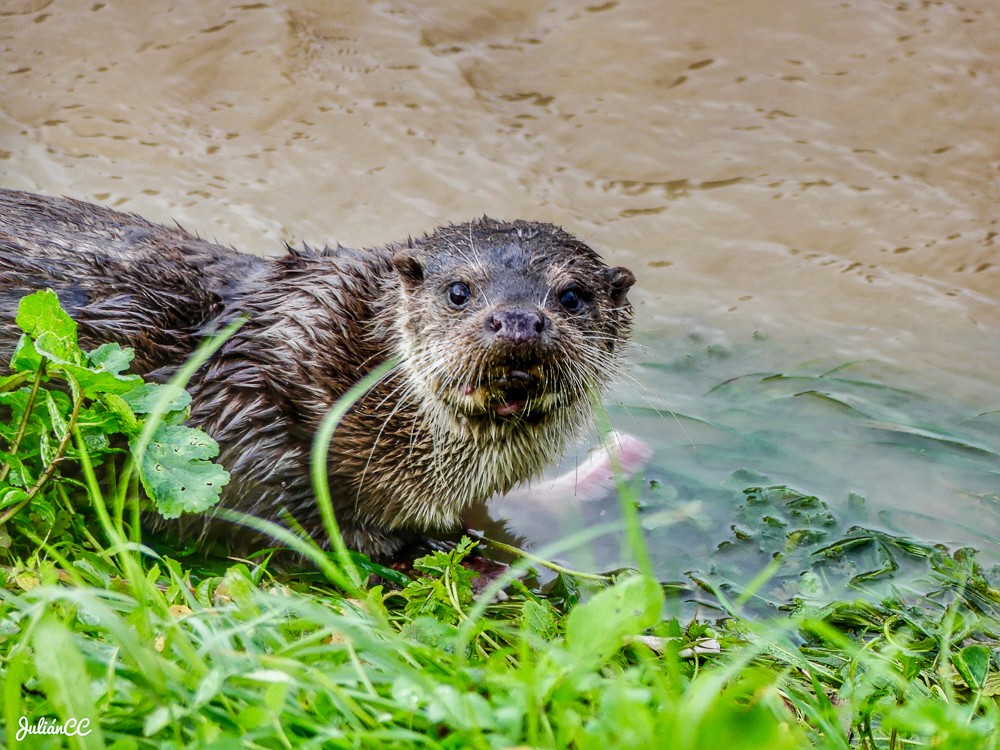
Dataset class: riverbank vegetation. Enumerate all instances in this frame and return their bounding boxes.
[1,292,998,748]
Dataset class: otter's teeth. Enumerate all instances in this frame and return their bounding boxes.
[494,369,534,387]
[458,377,535,418]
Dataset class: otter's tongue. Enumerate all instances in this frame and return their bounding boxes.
[494,399,525,417]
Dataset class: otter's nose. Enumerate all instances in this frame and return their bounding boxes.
[486,308,547,344]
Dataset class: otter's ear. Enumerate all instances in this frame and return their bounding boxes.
[603,266,636,305]
[391,250,425,291]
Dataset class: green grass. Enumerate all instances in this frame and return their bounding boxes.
[2,294,1000,748]
[4,504,999,748]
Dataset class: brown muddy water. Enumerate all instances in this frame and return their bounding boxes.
[2,0,999,596]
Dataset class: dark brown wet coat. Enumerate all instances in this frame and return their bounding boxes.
[0,189,635,558]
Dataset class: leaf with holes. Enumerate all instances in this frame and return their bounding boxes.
[133,424,229,518]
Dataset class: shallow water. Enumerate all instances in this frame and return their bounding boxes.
[2,0,999,591]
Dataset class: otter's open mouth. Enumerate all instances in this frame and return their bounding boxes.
[456,366,547,420]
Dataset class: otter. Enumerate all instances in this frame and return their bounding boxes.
[0,189,635,558]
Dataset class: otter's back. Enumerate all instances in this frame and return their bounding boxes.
[0,189,267,375]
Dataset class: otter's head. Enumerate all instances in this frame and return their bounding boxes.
[389,218,635,439]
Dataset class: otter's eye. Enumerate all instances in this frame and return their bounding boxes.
[559,288,584,313]
[447,282,472,309]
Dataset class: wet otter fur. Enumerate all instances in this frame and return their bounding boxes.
[0,189,635,558]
